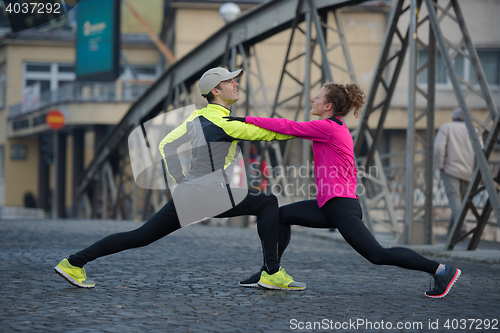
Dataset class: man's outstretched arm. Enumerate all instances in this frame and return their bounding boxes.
[216,116,295,142]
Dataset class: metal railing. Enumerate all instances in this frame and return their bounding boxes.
[8,80,153,119]
[363,152,500,211]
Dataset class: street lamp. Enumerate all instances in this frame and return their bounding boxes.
[219,2,241,23]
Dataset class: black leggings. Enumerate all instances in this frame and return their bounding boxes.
[278,198,439,274]
[69,188,281,273]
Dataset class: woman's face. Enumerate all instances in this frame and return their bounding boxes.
[311,87,333,119]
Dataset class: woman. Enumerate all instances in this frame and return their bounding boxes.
[227,83,460,298]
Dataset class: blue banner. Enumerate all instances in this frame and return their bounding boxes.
[76,0,119,81]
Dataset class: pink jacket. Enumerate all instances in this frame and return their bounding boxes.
[246,116,358,207]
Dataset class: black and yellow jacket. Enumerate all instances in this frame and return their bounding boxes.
[159,103,294,186]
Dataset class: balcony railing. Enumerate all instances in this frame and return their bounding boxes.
[8,80,153,119]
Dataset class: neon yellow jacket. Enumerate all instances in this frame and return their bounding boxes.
[159,103,294,184]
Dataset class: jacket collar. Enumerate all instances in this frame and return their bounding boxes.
[327,116,343,125]
[207,103,231,116]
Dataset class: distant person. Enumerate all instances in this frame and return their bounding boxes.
[248,143,269,191]
[434,107,478,236]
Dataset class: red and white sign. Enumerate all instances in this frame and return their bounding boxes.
[46,110,65,130]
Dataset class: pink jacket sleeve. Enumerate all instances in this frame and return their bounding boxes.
[246,117,332,143]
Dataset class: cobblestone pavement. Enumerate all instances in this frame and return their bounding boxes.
[1,219,499,333]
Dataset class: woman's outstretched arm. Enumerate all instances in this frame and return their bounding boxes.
[245,116,335,143]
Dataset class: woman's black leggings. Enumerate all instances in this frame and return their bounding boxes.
[277,198,439,274]
[68,188,281,273]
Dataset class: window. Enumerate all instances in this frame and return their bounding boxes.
[0,63,6,108]
[119,64,159,81]
[417,50,463,85]
[132,65,157,76]
[26,79,50,94]
[26,64,51,72]
[120,64,158,101]
[58,65,75,73]
[470,49,500,85]
[23,62,76,93]
[417,48,500,87]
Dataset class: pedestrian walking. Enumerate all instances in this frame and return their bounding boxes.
[228,83,461,298]
[434,107,478,236]
[55,67,305,291]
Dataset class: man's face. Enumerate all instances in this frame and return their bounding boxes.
[214,78,239,105]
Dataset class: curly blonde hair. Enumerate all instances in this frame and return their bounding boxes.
[322,83,366,118]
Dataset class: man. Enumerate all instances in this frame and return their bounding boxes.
[434,107,479,236]
[54,67,305,291]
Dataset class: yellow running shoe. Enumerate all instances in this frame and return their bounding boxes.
[258,267,306,291]
[54,259,95,288]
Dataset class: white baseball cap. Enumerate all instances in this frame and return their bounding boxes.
[199,67,244,95]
